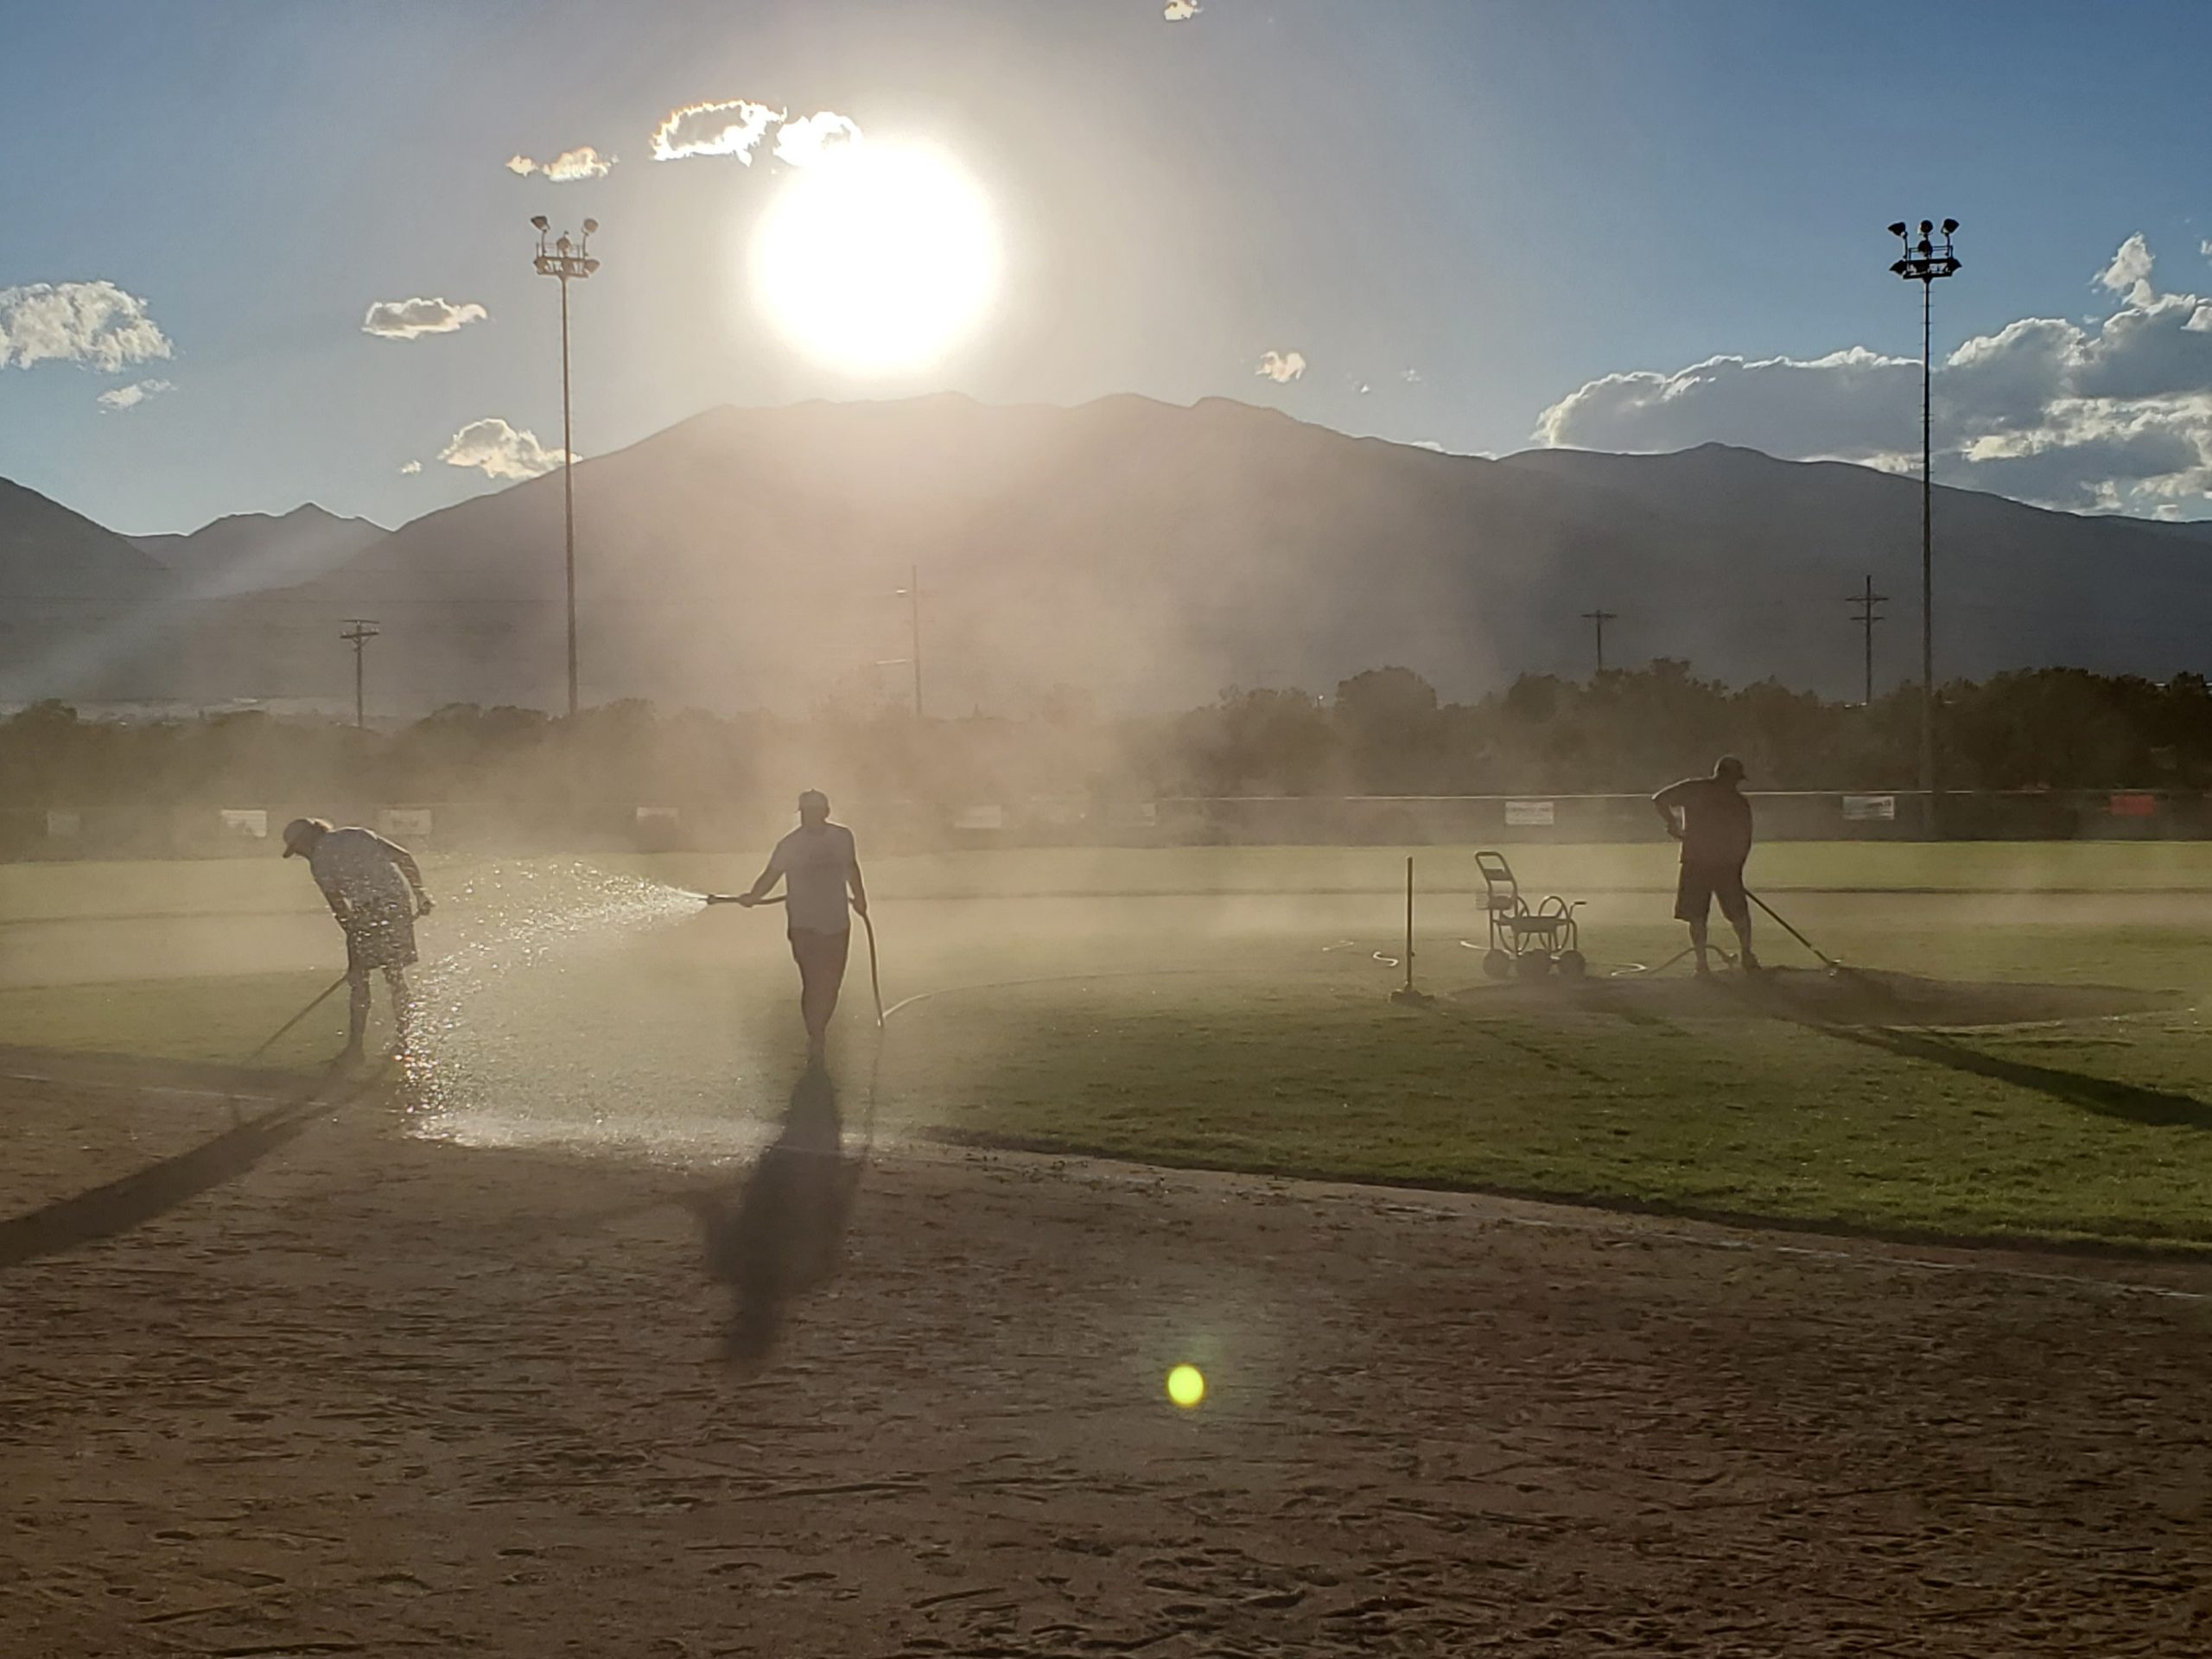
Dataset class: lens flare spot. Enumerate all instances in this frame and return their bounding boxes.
[1166,1363,1206,1408]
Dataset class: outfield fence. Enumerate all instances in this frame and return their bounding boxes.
[4,789,2208,860]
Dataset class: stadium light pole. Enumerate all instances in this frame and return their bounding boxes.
[531,214,601,717]
[1887,217,1960,820]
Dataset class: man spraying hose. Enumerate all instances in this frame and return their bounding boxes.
[1652,756,1761,978]
[731,791,869,1061]
[281,817,433,1063]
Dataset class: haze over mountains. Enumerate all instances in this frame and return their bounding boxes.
[129,505,389,598]
[4,396,2209,715]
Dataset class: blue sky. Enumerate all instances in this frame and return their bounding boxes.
[5,0,2211,533]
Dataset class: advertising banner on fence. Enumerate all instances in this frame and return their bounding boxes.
[219,809,268,839]
[381,807,435,839]
[1841,795,1897,822]
[1504,799,1556,827]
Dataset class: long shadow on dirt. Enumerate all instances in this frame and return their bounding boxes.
[682,1060,865,1368]
[0,1075,357,1271]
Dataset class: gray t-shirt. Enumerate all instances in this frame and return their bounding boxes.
[309,826,413,911]
[768,823,857,934]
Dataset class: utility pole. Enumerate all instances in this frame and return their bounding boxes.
[895,564,924,716]
[1887,217,1961,821]
[340,619,380,729]
[531,214,601,717]
[1847,575,1889,708]
[1580,608,1618,675]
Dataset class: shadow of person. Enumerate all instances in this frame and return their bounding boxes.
[0,1064,388,1272]
[1747,988,2212,1132]
[1818,1021,2212,1131]
[682,1059,865,1368]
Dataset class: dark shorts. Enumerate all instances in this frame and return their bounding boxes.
[1675,860,1749,926]
[791,929,849,1021]
[346,901,418,975]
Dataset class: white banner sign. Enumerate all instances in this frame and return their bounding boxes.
[1841,794,1897,822]
[634,806,680,827]
[1504,799,1556,827]
[219,808,269,839]
[954,804,1006,831]
[381,807,434,839]
[45,810,81,838]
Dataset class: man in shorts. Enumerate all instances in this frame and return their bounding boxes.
[282,817,434,1062]
[1651,756,1760,977]
[734,791,868,1061]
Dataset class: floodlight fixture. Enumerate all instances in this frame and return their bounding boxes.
[1883,213,1965,817]
[526,219,605,717]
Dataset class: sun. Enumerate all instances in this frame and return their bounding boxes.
[750,143,1001,376]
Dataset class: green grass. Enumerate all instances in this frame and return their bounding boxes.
[5,846,2212,1249]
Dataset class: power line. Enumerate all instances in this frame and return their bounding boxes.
[340,618,379,728]
[1580,608,1618,675]
[1846,575,1889,708]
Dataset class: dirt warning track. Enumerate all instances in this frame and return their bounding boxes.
[2,1052,2208,1656]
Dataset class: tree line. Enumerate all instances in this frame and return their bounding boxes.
[6,660,2210,810]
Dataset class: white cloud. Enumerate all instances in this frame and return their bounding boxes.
[772,111,864,168]
[1535,236,2212,517]
[1256,349,1306,384]
[2098,232,2154,306]
[545,146,613,181]
[1165,0,1201,18]
[652,98,785,163]
[361,296,489,340]
[0,281,172,372]
[399,460,423,475]
[438,417,573,480]
[95,378,172,412]
[506,146,613,181]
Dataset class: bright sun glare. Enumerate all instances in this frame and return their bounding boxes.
[751,143,1001,376]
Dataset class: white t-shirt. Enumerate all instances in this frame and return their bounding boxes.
[309,826,412,910]
[769,823,857,933]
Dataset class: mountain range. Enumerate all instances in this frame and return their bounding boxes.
[3,395,2208,714]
